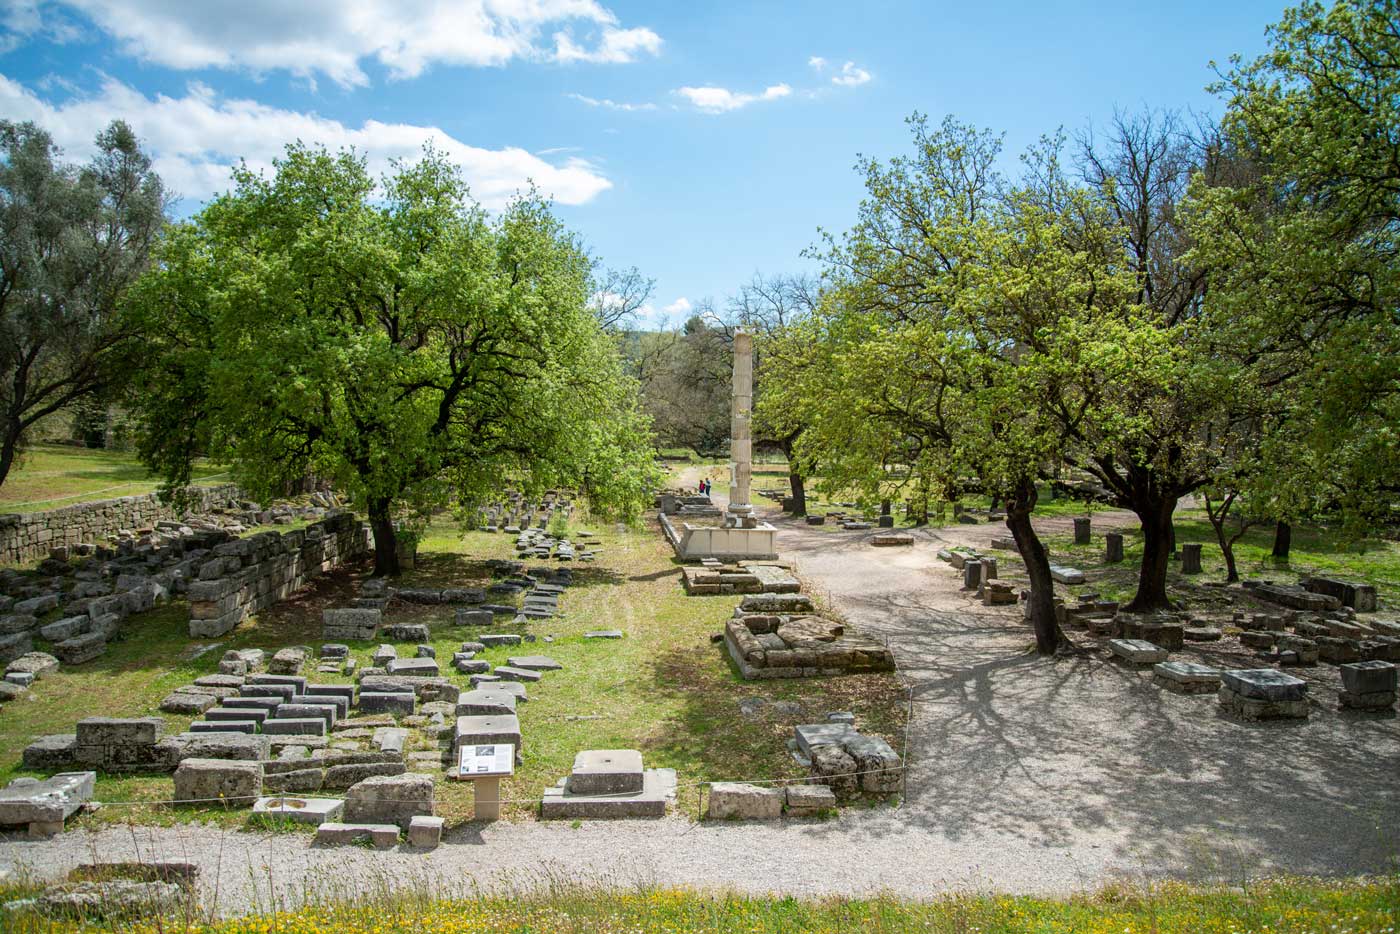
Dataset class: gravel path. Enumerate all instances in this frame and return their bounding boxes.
[2,504,1397,914]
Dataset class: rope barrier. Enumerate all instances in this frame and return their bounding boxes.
[68,757,912,811]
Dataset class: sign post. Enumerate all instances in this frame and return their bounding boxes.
[454,743,515,821]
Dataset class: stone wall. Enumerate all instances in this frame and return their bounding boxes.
[188,512,370,637]
[0,485,243,566]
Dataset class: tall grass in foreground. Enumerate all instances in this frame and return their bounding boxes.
[1,877,1395,933]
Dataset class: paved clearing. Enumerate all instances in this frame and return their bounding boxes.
[2,506,1397,914]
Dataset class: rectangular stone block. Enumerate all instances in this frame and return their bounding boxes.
[261,717,326,736]
[1340,660,1397,695]
[1221,669,1308,702]
[708,782,782,820]
[75,716,164,747]
[276,703,338,725]
[173,758,262,805]
[358,692,416,716]
[566,749,643,796]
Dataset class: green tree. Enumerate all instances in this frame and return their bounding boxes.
[0,120,166,488]
[1186,0,1400,533]
[792,116,1160,652]
[128,143,656,575]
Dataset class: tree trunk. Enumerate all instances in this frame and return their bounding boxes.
[0,425,17,492]
[1005,478,1061,655]
[880,499,891,516]
[1272,520,1291,559]
[367,497,401,577]
[1127,497,1177,612]
[788,469,807,516]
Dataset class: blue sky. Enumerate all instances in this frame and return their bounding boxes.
[0,0,1287,326]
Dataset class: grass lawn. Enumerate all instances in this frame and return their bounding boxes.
[2,876,1395,933]
[0,514,907,828]
[0,444,228,514]
[975,507,1400,613]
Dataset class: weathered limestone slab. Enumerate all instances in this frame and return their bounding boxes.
[22,734,78,770]
[381,623,430,643]
[794,722,857,757]
[505,655,561,672]
[252,795,343,824]
[871,532,913,547]
[355,694,414,716]
[172,758,262,805]
[0,772,95,833]
[342,772,435,829]
[315,821,399,848]
[1107,639,1167,666]
[454,714,522,753]
[75,717,164,747]
[261,717,326,736]
[385,657,440,678]
[168,731,269,762]
[160,692,219,714]
[322,608,380,641]
[846,734,903,793]
[1218,669,1309,720]
[494,665,542,683]
[707,782,782,820]
[785,783,836,815]
[1304,577,1379,613]
[408,814,444,847]
[455,690,517,716]
[565,749,643,796]
[268,647,307,675]
[1152,661,1221,694]
[1049,565,1086,585]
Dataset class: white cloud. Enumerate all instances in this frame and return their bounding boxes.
[553,25,662,64]
[4,1,662,87]
[832,61,871,87]
[807,55,826,70]
[675,83,791,114]
[567,92,656,112]
[663,297,692,315]
[0,72,612,209]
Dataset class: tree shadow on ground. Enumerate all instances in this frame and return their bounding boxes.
[782,554,1400,882]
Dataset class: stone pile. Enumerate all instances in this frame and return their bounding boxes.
[793,718,902,797]
[1228,608,1399,666]
[681,561,800,596]
[477,489,575,532]
[189,511,369,637]
[22,716,270,773]
[724,611,895,679]
[1218,669,1310,721]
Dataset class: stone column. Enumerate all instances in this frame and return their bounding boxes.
[726,330,755,527]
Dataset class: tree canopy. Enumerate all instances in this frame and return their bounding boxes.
[128,143,656,574]
[0,119,166,489]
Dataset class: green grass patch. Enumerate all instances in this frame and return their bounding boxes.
[0,444,227,514]
[0,515,907,828]
[1,876,1393,933]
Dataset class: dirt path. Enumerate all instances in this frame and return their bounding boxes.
[2,504,1396,914]
[773,506,1400,884]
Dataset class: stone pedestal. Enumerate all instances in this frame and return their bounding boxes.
[1104,533,1124,563]
[1181,543,1203,574]
[725,331,755,528]
[1073,517,1091,545]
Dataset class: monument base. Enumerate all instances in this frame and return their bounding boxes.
[658,513,778,563]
